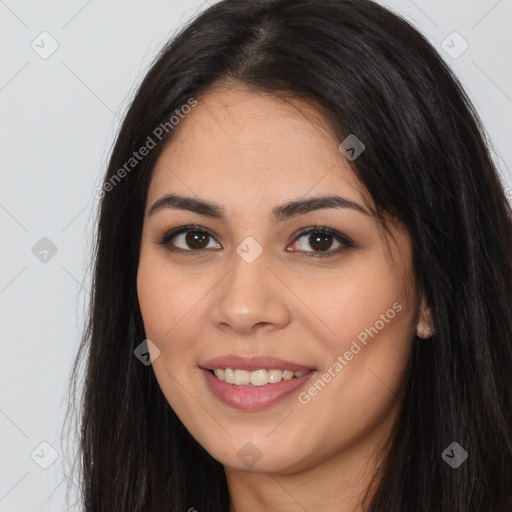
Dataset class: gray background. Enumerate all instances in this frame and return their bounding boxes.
[0,0,510,510]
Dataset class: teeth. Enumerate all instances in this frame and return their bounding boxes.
[224,368,234,384]
[212,368,309,386]
[234,369,250,385]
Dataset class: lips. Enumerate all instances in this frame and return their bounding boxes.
[198,354,317,409]
[199,354,316,372]
[201,367,316,409]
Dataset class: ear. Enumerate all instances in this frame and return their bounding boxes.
[416,296,435,339]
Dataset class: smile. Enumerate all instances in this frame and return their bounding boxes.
[210,368,308,386]
[200,367,316,410]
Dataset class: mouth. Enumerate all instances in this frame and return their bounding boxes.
[199,354,317,410]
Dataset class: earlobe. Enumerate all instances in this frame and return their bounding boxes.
[416,297,435,339]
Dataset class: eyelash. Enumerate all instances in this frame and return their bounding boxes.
[155,224,354,258]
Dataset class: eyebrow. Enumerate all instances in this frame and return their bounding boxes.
[148,193,370,221]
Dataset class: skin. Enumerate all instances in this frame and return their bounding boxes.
[136,84,434,512]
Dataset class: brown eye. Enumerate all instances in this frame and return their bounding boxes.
[183,231,210,249]
[306,232,335,252]
[289,226,353,257]
[158,226,221,252]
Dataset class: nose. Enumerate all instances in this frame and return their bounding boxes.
[209,247,292,335]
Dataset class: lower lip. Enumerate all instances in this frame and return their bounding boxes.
[201,368,316,410]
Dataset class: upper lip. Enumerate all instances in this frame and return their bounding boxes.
[199,354,316,372]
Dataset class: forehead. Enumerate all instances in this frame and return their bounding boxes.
[147,86,371,213]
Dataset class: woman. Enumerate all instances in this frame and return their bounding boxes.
[66,0,512,510]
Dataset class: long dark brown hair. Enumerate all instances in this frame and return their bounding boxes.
[64,0,512,510]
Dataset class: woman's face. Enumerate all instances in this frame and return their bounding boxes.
[137,85,424,474]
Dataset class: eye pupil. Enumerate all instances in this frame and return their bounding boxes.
[310,233,332,252]
[186,231,209,249]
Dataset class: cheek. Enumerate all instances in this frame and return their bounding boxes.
[295,257,415,416]
[136,259,205,380]
[137,258,205,411]
[294,306,414,462]
[137,253,201,340]
[136,267,171,341]
[297,256,413,353]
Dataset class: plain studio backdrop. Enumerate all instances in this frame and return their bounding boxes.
[0,0,511,510]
